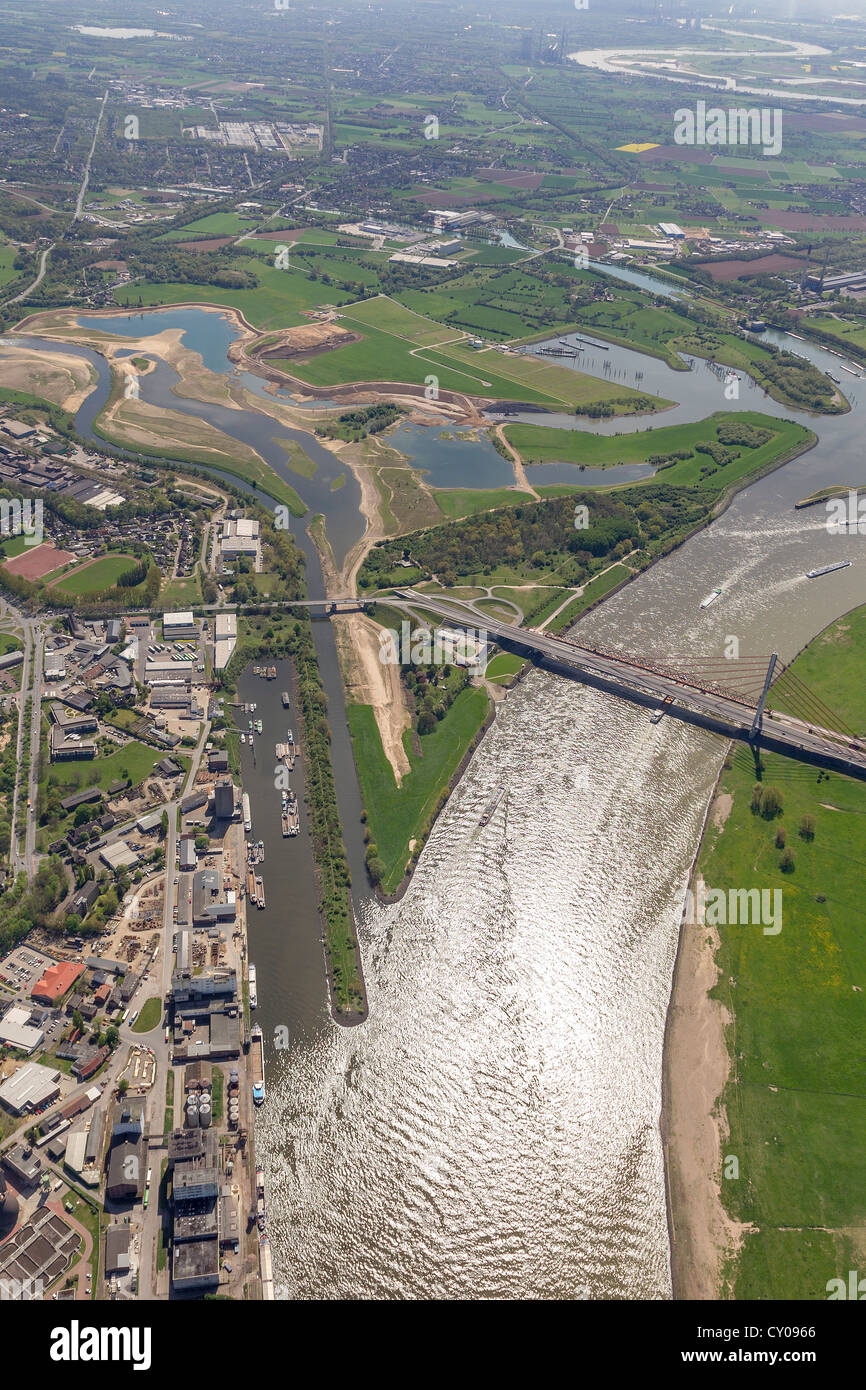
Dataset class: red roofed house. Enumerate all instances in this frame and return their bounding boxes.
[31,961,85,1006]
[94,983,112,1007]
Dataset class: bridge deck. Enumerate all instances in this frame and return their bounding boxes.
[392,589,866,782]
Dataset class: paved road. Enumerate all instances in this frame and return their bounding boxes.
[6,611,43,879]
[396,589,866,780]
[74,90,108,221]
[136,715,211,1299]
[2,243,54,308]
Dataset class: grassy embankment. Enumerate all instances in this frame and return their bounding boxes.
[695,602,866,1297]
[348,686,490,896]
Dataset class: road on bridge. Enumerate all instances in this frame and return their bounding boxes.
[393,589,866,782]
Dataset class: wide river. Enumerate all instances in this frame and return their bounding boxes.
[7,274,866,1298]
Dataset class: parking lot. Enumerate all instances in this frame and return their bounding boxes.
[0,946,56,994]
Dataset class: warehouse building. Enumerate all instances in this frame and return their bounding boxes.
[213,611,237,671]
[145,659,193,686]
[163,610,197,640]
[99,841,139,873]
[0,1006,44,1055]
[0,1062,62,1115]
[219,517,260,568]
[31,961,84,1006]
[213,776,234,821]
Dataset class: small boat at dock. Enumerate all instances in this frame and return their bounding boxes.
[251,1025,265,1105]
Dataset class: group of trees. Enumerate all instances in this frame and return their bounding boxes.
[0,857,67,956]
[362,486,707,591]
[403,661,468,734]
[316,402,400,442]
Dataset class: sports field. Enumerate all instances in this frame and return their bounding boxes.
[49,553,139,595]
[4,542,76,579]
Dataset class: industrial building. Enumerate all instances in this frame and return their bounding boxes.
[213,611,237,671]
[31,960,84,1005]
[105,1225,132,1276]
[0,1006,44,1054]
[99,841,139,873]
[213,775,235,820]
[145,659,193,686]
[192,869,236,926]
[0,1062,62,1115]
[2,1142,43,1187]
[43,651,67,680]
[105,1100,146,1202]
[806,269,866,294]
[179,837,197,873]
[168,1126,222,1293]
[163,610,198,640]
[106,1141,145,1202]
[170,969,240,1060]
[85,955,128,977]
[219,517,261,569]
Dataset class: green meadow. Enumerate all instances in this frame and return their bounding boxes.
[348,686,489,895]
[698,603,866,1297]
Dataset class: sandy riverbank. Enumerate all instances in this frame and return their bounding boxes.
[662,776,750,1300]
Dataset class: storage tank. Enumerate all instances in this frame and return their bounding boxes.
[186,1099,199,1128]
[199,1100,212,1129]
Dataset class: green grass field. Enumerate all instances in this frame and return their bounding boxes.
[1,534,32,559]
[772,602,866,736]
[434,487,526,520]
[697,601,866,1297]
[132,997,162,1033]
[45,741,184,797]
[548,565,631,629]
[159,212,260,240]
[0,240,19,290]
[348,686,489,894]
[508,412,814,492]
[485,652,525,683]
[267,295,662,412]
[116,259,353,330]
[50,554,138,595]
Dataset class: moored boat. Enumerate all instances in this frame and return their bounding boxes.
[251,1025,265,1105]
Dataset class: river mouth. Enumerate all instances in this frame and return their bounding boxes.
[7,269,866,1297]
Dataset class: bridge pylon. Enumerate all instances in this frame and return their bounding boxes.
[749,652,778,743]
